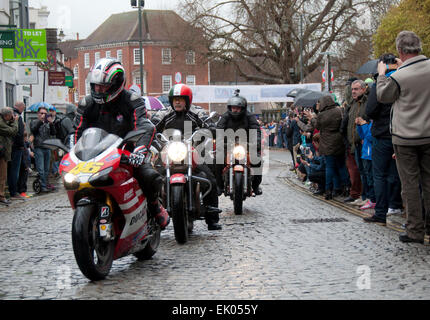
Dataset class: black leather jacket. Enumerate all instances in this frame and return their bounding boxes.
[74,90,155,148]
[216,111,262,154]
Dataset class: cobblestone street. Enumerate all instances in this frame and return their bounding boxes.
[1,149,429,300]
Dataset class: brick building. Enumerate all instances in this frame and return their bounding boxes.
[64,10,208,103]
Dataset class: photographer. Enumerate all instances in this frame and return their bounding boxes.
[30,106,56,193]
[301,134,326,195]
[376,31,430,243]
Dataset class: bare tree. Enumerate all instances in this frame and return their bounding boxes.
[180,0,398,84]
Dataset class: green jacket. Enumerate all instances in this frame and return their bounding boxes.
[0,116,18,161]
[346,93,368,154]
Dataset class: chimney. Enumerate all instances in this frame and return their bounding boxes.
[76,33,79,41]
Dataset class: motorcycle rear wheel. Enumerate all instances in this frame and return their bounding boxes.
[233,172,244,215]
[171,185,188,244]
[72,204,115,281]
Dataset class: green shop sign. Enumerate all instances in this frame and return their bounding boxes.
[0,30,15,48]
[2,29,47,62]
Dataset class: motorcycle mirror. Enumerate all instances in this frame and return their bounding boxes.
[41,139,70,153]
[204,111,218,123]
[156,132,169,143]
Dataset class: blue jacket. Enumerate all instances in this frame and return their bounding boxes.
[357,122,373,160]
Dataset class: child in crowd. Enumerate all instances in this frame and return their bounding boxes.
[356,117,376,210]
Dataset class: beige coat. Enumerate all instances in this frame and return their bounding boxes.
[377,55,430,146]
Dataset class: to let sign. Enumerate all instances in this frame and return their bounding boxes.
[48,71,66,86]
[0,30,15,48]
[3,29,47,62]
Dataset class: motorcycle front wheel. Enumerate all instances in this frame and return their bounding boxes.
[72,204,115,281]
[171,185,188,244]
[233,172,244,215]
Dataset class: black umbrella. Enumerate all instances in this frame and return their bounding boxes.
[356,59,378,74]
[286,88,311,98]
[294,90,331,107]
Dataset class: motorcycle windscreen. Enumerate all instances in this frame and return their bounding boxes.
[74,128,119,161]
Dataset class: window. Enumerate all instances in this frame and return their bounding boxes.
[134,48,144,65]
[186,75,196,86]
[73,65,79,79]
[105,51,111,58]
[117,49,122,63]
[162,75,172,93]
[74,90,79,103]
[162,48,172,64]
[85,80,90,95]
[95,52,100,63]
[84,53,90,68]
[186,50,195,65]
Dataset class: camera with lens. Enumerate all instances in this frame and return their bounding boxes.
[380,53,398,72]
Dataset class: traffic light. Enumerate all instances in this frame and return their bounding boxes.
[131,0,145,7]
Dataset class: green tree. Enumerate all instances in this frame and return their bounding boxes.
[373,0,430,58]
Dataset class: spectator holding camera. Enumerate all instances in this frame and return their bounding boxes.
[377,31,430,244]
[30,106,56,193]
[301,134,326,195]
[305,95,350,200]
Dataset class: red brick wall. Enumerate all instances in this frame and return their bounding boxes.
[77,44,209,101]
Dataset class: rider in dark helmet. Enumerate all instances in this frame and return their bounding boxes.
[73,58,170,230]
[152,84,222,231]
[216,90,263,196]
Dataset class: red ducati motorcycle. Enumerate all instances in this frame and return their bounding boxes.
[43,128,161,281]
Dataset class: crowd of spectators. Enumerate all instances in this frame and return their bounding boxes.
[265,31,428,244]
[0,102,76,205]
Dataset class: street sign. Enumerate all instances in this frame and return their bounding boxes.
[48,71,65,86]
[0,30,15,48]
[17,65,38,84]
[3,29,47,62]
[175,72,182,84]
[322,69,334,82]
[65,76,74,88]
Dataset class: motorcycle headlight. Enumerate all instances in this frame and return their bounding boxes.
[233,145,246,160]
[167,142,187,162]
[63,173,80,190]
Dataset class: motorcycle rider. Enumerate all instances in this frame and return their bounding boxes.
[216,90,263,196]
[152,84,222,231]
[73,58,170,230]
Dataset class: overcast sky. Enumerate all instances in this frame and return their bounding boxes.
[28,0,181,40]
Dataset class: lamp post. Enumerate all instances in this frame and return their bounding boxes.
[138,1,144,95]
[131,0,145,95]
[299,13,304,83]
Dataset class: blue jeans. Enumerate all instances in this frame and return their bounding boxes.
[324,154,349,192]
[34,147,51,190]
[372,138,402,219]
[7,149,23,196]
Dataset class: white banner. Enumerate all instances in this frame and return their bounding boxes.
[190,83,321,103]
[17,65,39,85]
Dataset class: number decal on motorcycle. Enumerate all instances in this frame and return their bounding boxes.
[70,162,104,174]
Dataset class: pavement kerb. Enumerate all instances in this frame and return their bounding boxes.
[272,158,405,234]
